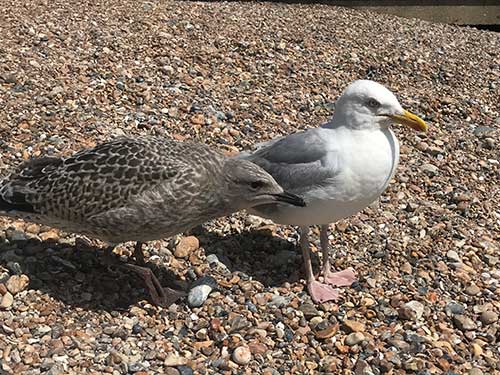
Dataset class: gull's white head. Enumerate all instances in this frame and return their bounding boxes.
[331,80,427,132]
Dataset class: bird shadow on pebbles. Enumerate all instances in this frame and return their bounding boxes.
[0,237,185,311]
[193,226,306,288]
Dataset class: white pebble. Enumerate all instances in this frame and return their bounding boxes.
[232,346,251,365]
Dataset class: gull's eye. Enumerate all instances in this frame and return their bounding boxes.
[250,180,265,190]
[367,99,380,108]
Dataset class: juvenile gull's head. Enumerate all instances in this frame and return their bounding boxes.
[222,159,305,211]
[331,80,427,132]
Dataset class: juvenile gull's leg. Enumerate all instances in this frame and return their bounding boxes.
[122,264,185,306]
[125,242,185,306]
[133,241,146,265]
[300,226,339,303]
[98,242,184,305]
[320,225,356,287]
[102,244,118,265]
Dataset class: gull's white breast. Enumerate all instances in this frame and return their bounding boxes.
[264,127,399,226]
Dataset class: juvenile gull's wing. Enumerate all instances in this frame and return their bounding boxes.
[0,137,216,222]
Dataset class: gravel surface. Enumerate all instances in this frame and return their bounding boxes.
[0,0,499,374]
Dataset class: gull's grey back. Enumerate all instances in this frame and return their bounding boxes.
[236,128,339,195]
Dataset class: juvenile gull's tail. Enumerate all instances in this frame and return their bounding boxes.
[0,156,62,216]
[0,181,37,214]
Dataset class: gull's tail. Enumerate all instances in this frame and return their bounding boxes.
[0,185,35,214]
[0,156,61,216]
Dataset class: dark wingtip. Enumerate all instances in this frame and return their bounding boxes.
[0,191,36,213]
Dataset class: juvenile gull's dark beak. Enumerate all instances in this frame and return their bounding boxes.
[273,191,306,207]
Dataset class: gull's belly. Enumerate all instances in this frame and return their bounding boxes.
[270,168,392,225]
[268,196,377,226]
[254,129,399,226]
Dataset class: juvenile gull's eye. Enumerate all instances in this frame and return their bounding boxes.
[250,180,265,189]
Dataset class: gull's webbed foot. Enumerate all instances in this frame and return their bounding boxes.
[323,268,357,287]
[308,280,340,304]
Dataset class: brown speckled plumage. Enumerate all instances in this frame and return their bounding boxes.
[0,136,304,244]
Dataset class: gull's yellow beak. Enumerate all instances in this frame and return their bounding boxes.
[388,110,428,132]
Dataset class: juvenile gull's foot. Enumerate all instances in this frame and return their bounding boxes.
[323,268,357,287]
[123,264,185,306]
[308,280,340,304]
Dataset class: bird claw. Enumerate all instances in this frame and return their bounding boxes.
[157,287,187,307]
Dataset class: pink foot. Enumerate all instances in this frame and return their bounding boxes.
[308,280,340,304]
[324,268,357,287]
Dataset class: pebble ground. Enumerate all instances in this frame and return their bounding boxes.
[0,0,498,374]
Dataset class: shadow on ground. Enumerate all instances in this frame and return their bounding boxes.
[192,225,310,288]
[0,237,187,311]
[0,225,315,310]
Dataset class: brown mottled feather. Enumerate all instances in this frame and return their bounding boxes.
[0,136,281,243]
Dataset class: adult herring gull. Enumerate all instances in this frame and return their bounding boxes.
[239,80,428,303]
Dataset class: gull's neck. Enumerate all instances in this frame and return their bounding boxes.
[323,106,383,131]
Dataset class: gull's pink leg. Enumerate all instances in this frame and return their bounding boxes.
[300,226,339,303]
[320,225,356,286]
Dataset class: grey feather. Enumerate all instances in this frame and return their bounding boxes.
[237,128,340,195]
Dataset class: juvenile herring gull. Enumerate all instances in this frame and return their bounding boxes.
[0,136,305,305]
[239,80,427,303]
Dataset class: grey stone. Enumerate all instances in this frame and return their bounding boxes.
[421,163,439,176]
[6,262,22,275]
[1,73,17,84]
[299,303,320,318]
[267,295,289,308]
[345,332,365,346]
[465,284,481,296]
[177,366,194,375]
[473,126,497,136]
[205,254,230,273]
[480,311,498,325]
[0,272,9,284]
[354,359,374,375]
[46,364,65,375]
[403,300,424,320]
[227,315,249,333]
[453,315,477,331]
[7,230,28,242]
[445,302,465,316]
[446,250,461,262]
[187,276,217,308]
